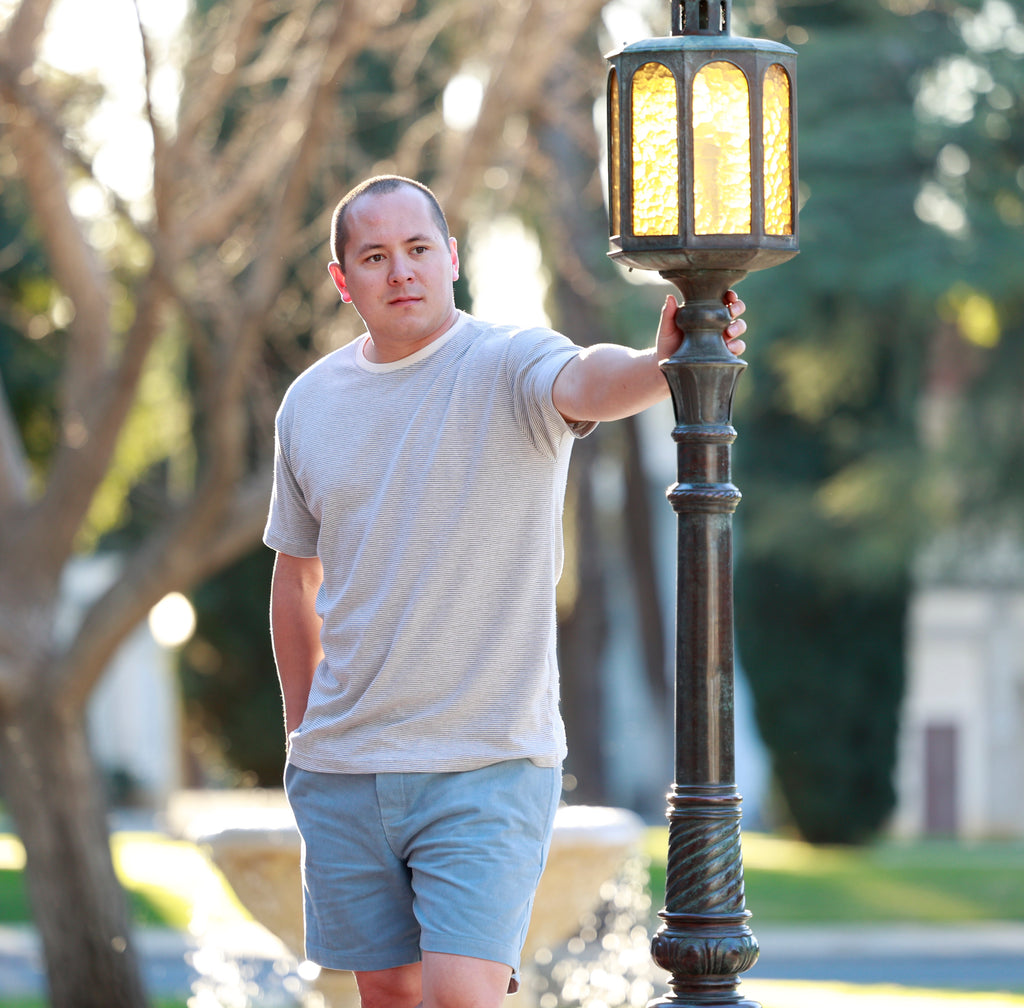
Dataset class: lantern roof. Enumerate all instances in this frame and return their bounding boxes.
[606,33,795,60]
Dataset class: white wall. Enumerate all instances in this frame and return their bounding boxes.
[894,585,1024,839]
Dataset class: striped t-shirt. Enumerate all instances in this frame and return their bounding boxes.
[264,311,594,773]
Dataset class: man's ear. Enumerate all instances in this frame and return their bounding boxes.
[449,237,460,282]
[328,261,352,303]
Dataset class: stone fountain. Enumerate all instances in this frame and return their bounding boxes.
[178,792,646,1008]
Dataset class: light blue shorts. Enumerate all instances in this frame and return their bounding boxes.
[284,758,562,987]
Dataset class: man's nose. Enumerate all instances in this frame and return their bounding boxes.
[389,256,414,283]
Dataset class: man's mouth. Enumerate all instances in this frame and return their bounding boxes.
[389,295,421,305]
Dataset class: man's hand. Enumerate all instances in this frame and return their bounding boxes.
[656,290,747,360]
[552,289,749,424]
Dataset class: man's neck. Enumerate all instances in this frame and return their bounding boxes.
[362,308,461,364]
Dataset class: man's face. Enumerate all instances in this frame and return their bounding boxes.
[328,185,460,362]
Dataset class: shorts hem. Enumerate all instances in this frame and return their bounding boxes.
[306,946,420,973]
[419,934,518,973]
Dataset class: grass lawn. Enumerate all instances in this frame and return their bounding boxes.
[644,829,1024,923]
[0,832,247,930]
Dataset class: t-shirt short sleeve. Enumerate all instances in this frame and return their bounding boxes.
[505,328,596,456]
[263,412,320,557]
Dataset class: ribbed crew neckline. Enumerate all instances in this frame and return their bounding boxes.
[354,311,468,373]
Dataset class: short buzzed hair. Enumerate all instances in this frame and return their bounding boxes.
[330,175,450,270]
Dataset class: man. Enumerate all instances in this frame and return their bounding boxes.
[264,175,746,1008]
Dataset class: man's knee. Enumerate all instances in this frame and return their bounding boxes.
[355,962,423,1008]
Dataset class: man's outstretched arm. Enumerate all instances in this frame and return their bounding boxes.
[552,292,746,424]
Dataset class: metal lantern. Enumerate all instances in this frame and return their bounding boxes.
[604,4,799,1008]
[606,0,798,280]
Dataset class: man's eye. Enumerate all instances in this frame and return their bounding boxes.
[367,253,385,263]
[412,246,428,254]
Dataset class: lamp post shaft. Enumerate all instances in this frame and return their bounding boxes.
[649,268,760,1008]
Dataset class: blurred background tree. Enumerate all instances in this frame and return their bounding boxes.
[179,0,1024,845]
[0,0,613,1003]
[2,0,1023,1004]
[734,0,1024,843]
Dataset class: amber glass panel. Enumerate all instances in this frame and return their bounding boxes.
[692,61,751,235]
[763,64,793,236]
[609,69,621,235]
[631,62,678,237]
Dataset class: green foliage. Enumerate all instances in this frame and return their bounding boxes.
[731,0,1024,842]
[736,563,906,844]
[0,179,62,475]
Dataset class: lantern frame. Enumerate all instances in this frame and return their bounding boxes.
[606,33,799,276]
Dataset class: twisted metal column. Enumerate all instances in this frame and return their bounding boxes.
[648,268,760,1008]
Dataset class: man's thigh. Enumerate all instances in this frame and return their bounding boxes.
[285,764,421,972]
[392,759,562,988]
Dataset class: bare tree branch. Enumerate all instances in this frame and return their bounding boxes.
[0,0,54,76]
[6,96,112,405]
[33,276,168,571]
[173,0,275,154]
[437,0,608,232]
[130,0,172,231]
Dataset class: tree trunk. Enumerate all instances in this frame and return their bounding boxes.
[0,695,150,1008]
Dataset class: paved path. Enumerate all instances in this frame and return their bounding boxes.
[749,923,1024,993]
[3,922,1023,1003]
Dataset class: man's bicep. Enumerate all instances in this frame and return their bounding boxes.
[272,551,323,594]
[551,354,587,424]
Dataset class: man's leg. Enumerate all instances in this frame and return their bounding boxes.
[354,962,423,1008]
[422,952,513,1008]
[354,954,510,1008]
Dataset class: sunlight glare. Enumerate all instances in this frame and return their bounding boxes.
[0,833,26,870]
[960,0,1024,55]
[148,591,197,649]
[443,71,485,132]
[914,181,968,238]
[468,216,551,329]
[601,0,654,46]
[915,56,991,127]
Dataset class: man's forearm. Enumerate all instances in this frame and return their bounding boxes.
[270,553,324,736]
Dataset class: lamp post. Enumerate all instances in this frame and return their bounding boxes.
[605,3,798,1006]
